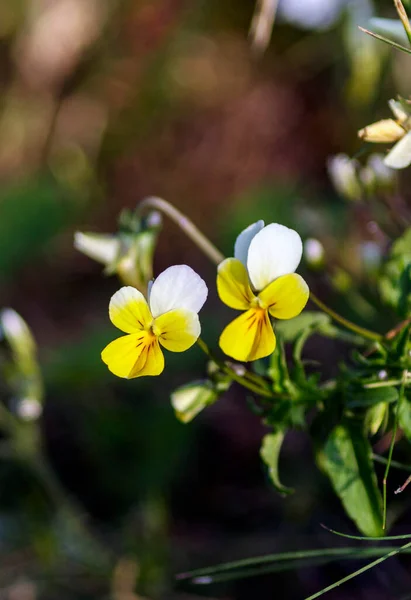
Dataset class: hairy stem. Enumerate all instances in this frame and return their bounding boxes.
[138,196,224,265]
[309,292,383,342]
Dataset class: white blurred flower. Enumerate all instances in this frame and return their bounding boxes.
[304,238,325,268]
[278,0,345,30]
[327,154,362,201]
[16,397,43,421]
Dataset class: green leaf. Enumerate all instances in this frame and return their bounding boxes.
[379,229,411,317]
[267,337,293,394]
[346,386,398,409]
[275,312,331,342]
[359,26,411,55]
[369,18,409,44]
[318,423,383,537]
[398,392,411,440]
[260,431,293,495]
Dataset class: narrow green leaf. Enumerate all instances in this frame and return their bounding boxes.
[369,17,408,44]
[346,386,398,408]
[268,338,293,394]
[318,424,383,537]
[275,312,330,342]
[304,541,411,600]
[260,432,294,495]
[176,545,411,585]
[358,26,411,54]
[398,392,411,439]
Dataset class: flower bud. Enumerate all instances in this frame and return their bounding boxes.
[327,154,362,202]
[358,119,405,143]
[0,309,44,409]
[366,402,387,436]
[74,232,120,265]
[75,210,162,294]
[171,380,218,423]
[304,238,325,270]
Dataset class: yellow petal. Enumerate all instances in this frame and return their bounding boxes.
[358,119,405,143]
[259,273,309,320]
[219,308,276,362]
[109,286,152,333]
[217,258,255,310]
[130,338,165,377]
[154,309,200,352]
[101,332,164,378]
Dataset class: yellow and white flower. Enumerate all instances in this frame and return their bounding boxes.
[102,265,208,378]
[217,222,309,362]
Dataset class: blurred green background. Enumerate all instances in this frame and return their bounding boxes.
[0,0,410,598]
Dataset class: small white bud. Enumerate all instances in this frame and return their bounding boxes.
[171,381,217,423]
[16,397,42,421]
[327,154,362,202]
[304,238,325,268]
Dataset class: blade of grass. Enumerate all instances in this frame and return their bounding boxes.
[304,540,411,600]
[176,546,411,583]
[321,523,411,541]
[358,26,411,54]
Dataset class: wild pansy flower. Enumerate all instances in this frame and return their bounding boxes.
[217,222,309,362]
[102,265,208,378]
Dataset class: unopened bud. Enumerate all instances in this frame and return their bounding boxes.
[358,119,405,143]
[171,380,217,423]
[304,238,325,269]
[366,402,387,436]
[0,308,36,358]
[75,211,161,293]
[74,232,120,265]
[327,154,362,201]
[16,397,42,421]
[0,309,43,406]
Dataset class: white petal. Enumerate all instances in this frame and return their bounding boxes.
[384,131,411,169]
[247,223,303,291]
[234,220,265,265]
[149,265,208,317]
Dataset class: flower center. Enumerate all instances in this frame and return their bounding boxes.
[151,320,161,338]
[251,295,267,310]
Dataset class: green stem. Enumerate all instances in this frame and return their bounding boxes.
[382,368,409,530]
[309,292,383,342]
[139,197,384,344]
[196,338,276,399]
[138,196,225,265]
